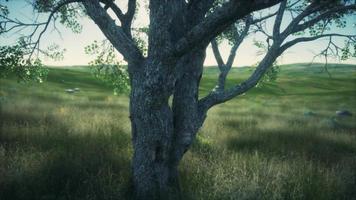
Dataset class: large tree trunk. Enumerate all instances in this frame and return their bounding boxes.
[128,3,209,198]
[129,60,181,200]
[128,49,207,199]
[171,49,206,165]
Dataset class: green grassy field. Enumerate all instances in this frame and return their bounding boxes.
[1,63,356,200]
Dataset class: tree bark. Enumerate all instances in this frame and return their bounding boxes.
[171,49,206,165]
[128,48,207,199]
[129,59,182,200]
[128,4,209,198]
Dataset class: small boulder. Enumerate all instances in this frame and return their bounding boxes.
[65,89,75,94]
[336,110,352,117]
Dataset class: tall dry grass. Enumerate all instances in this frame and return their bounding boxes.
[1,64,355,199]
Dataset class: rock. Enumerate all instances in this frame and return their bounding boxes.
[65,89,75,94]
[304,111,316,117]
[336,110,352,117]
[74,88,80,92]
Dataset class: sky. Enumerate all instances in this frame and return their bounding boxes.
[1,1,356,67]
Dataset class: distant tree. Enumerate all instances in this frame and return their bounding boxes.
[1,0,355,199]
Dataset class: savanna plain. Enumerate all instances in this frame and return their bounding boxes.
[0,63,355,200]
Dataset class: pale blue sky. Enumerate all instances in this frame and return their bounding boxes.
[1,1,355,66]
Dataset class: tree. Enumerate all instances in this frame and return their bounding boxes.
[1,0,355,199]
[209,0,356,95]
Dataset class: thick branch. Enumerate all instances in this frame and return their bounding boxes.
[211,39,225,67]
[126,0,137,24]
[199,42,283,112]
[198,1,356,115]
[171,0,283,59]
[122,0,136,37]
[211,15,254,92]
[100,0,125,21]
[273,0,287,40]
[83,0,143,65]
[99,0,136,38]
[200,31,355,113]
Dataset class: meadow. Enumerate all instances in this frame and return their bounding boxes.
[0,63,356,200]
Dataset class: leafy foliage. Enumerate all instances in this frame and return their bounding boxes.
[0,44,48,83]
[341,40,356,60]
[253,39,280,87]
[57,5,84,33]
[290,0,356,56]
[85,40,130,95]
[0,3,9,34]
[252,61,280,88]
[34,0,84,33]
[260,62,280,84]
[44,44,66,61]
[0,0,83,84]
[91,64,130,95]
[221,19,249,46]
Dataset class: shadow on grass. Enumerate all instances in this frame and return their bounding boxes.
[1,110,55,127]
[0,111,133,200]
[72,102,127,110]
[226,128,356,165]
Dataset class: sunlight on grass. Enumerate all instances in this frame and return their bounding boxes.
[1,64,356,199]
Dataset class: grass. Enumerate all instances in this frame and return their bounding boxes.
[1,63,356,200]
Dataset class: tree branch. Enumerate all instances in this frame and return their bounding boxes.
[226,16,252,67]
[198,1,356,115]
[100,0,125,22]
[211,13,274,92]
[200,31,355,113]
[273,0,287,40]
[171,0,283,59]
[210,17,252,92]
[0,0,81,60]
[281,1,322,37]
[280,33,356,53]
[82,0,143,65]
[251,10,278,24]
[122,0,136,37]
[99,0,137,38]
[291,4,356,34]
[198,42,283,112]
[211,39,225,67]
[126,0,137,24]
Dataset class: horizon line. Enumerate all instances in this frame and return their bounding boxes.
[46,62,356,68]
